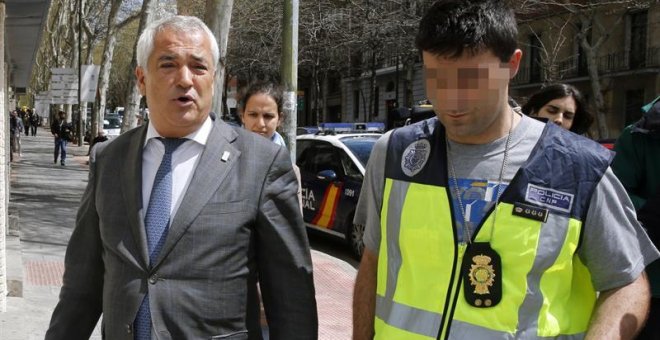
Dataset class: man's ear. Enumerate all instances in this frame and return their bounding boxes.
[508,49,523,79]
[136,66,146,96]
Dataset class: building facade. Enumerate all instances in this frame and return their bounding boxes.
[512,2,660,137]
[330,2,658,137]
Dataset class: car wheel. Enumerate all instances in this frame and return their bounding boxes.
[346,213,365,258]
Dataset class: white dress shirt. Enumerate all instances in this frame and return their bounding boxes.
[141,116,213,221]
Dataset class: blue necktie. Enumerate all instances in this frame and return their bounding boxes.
[135,138,186,340]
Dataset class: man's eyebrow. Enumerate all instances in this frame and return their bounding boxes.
[155,54,209,64]
[156,54,176,63]
[191,54,210,64]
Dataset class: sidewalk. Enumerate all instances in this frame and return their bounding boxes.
[0,129,356,339]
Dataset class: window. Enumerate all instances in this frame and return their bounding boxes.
[624,89,645,125]
[629,10,648,69]
[528,34,543,82]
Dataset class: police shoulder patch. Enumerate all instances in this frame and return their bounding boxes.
[525,184,574,214]
[401,139,431,177]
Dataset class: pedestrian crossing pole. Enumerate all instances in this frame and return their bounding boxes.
[280,0,299,162]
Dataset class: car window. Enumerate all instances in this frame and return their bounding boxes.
[339,150,363,181]
[296,140,315,172]
[340,136,379,167]
[297,141,343,176]
[310,144,343,176]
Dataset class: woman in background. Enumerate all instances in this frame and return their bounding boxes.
[522,83,594,135]
[239,81,287,146]
[239,81,302,211]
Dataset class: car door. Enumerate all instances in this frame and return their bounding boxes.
[297,140,346,231]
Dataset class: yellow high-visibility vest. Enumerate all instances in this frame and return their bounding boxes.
[374,118,612,339]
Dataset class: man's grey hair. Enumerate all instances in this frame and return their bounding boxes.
[136,15,219,69]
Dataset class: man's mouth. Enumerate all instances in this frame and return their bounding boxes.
[175,95,194,104]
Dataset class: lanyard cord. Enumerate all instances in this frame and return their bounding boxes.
[446,109,515,244]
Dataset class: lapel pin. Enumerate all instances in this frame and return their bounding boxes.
[221,151,230,162]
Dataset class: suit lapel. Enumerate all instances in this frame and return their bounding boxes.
[153,120,240,267]
[120,126,150,269]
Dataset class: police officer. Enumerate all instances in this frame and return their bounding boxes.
[352,1,659,339]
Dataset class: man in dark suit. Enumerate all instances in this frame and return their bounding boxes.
[46,15,317,340]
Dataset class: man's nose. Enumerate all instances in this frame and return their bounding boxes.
[177,67,193,87]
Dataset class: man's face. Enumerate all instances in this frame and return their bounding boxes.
[136,28,215,138]
[423,50,521,144]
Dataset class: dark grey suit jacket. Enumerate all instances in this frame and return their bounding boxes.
[46,117,318,339]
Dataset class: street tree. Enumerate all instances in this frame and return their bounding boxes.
[91,0,140,142]
[120,0,158,133]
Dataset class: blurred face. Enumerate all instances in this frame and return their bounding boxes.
[241,93,281,139]
[423,49,521,144]
[136,28,215,138]
[534,96,576,131]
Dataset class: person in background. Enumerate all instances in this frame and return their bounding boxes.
[521,83,593,135]
[50,111,72,166]
[239,81,287,146]
[612,95,660,340]
[29,109,40,136]
[87,129,109,157]
[22,107,30,137]
[238,80,303,211]
[9,110,24,159]
[352,1,658,339]
[45,15,317,340]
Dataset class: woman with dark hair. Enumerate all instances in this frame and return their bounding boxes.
[238,80,286,146]
[522,83,594,135]
[238,80,302,211]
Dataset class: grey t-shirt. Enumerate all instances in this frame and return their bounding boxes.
[356,114,659,291]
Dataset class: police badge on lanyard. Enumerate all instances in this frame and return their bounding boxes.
[462,242,502,308]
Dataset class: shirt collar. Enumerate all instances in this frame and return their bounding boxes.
[144,115,213,148]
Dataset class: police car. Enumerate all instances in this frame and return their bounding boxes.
[296,122,383,258]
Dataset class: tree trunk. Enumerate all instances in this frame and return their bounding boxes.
[404,59,414,108]
[321,70,328,122]
[0,0,7,313]
[581,37,608,138]
[121,0,156,133]
[92,0,122,144]
[368,50,377,121]
[312,62,319,124]
[205,0,234,118]
[80,0,95,147]
[177,0,206,17]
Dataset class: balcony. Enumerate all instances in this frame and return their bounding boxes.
[512,46,659,85]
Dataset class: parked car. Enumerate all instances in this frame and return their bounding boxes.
[103,116,122,138]
[296,127,382,257]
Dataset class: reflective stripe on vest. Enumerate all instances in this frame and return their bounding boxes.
[375,178,596,339]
